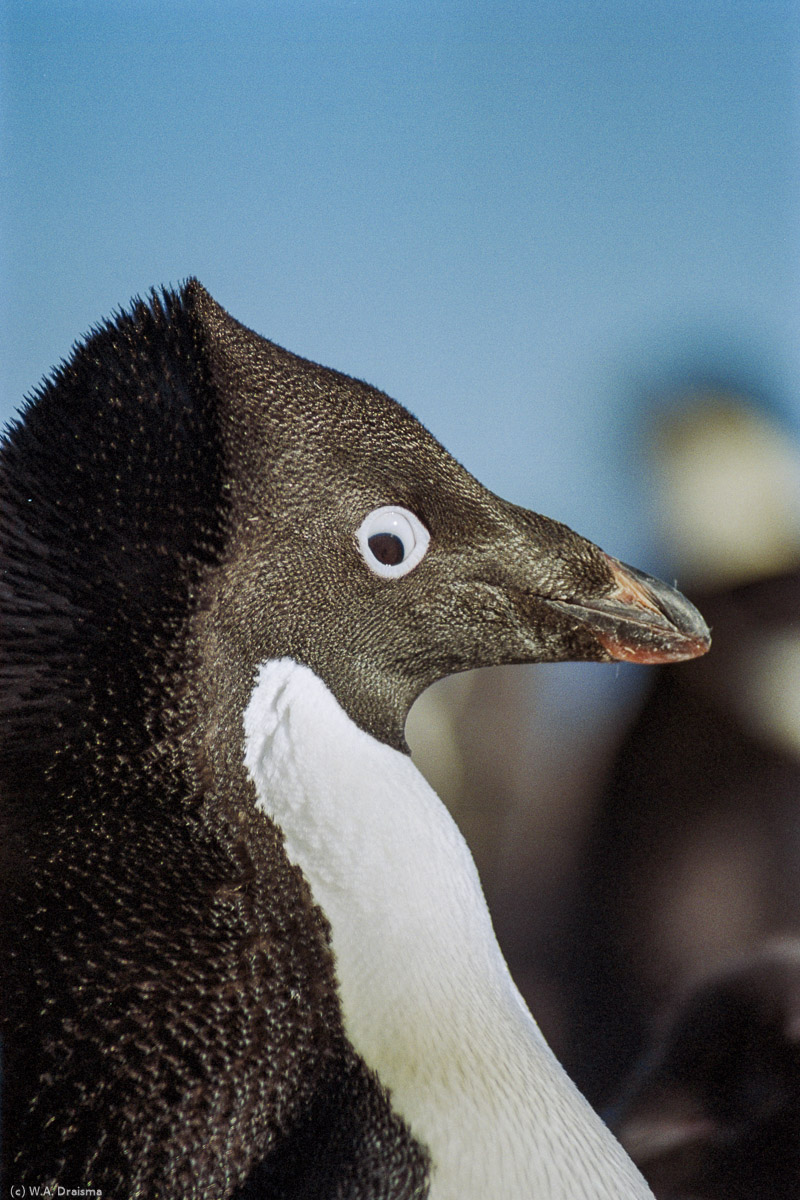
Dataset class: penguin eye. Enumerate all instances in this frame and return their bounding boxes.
[356,506,430,579]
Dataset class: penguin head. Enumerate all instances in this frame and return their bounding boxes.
[0,281,710,778]
[187,283,709,749]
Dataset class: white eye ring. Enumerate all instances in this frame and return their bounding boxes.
[356,506,430,579]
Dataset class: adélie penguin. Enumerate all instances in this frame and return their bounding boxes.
[610,938,800,1198]
[0,281,710,1199]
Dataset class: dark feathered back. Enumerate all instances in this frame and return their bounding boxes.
[0,283,428,1198]
[612,941,800,1199]
[0,287,225,803]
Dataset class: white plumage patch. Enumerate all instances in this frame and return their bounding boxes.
[243,658,653,1200]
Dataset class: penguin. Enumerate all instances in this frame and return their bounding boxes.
[610,939,800,1199]
[0,281,710,1199]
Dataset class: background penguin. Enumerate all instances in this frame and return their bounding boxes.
[0,281,709,1198]
[610,939,800,1199]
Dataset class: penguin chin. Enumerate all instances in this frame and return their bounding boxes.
[269,547,709,755]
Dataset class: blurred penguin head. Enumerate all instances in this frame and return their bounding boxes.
[649,392,800,590]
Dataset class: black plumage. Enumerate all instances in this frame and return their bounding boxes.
[1,286,428,1197]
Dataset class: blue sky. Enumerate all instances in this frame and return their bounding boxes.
[2,1,797,570]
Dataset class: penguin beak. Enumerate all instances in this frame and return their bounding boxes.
[548,554,711,664]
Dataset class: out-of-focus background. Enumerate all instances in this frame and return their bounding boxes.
[3,1,799,1184]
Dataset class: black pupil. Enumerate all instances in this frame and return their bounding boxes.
[368,532,406,566]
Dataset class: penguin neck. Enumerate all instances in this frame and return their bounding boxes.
[243,659,651,1200]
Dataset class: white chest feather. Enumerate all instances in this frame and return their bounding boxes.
[243,659,652,1200]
